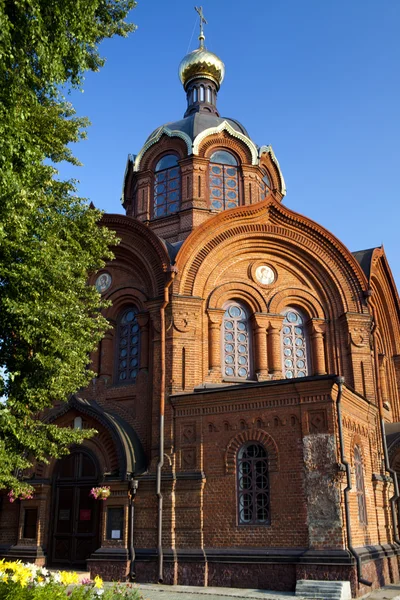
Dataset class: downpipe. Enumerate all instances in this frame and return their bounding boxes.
[335,376,372,587]
[156,270,176,584]
[128,477,138,581]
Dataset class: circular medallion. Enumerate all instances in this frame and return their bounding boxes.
[255,265,275,285]
[95,272,112,293]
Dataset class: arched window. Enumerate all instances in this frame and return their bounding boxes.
[259,168,271,200]
[237,443,270,525]
[116,307,140,383]
[222,302,251,379]
[281,309,309,379]
[154,154,181,218]
[209,150,239,211]
[354,446,367,524]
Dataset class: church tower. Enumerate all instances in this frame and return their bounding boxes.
[121,13,285,243]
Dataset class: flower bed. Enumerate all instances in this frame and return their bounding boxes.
[0,561,143,599]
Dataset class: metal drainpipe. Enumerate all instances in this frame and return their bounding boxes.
[335,376,372,587]
[157,270,176,584]
[369,301,400,544]
[128,477,138,581]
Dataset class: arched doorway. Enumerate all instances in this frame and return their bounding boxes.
[50,449,100,568]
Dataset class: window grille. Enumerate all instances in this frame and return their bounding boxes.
[237,443,270,525]
[281,309,308,379]
[209,150,239,211]
[154,154,180,217]
[222,302,251,379]
[117,307,140,383]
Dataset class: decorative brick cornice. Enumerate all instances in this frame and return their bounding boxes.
[101,214,171,297]
[192,121,258,165]
[268,288,326,320]
[369,248,400,356]
[134,127,192,172]
[259,145,286,195]
[225,429,279,474]
[175,198,368,314]
[208,281,268,313]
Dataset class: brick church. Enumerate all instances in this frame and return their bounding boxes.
[2,15,400,598]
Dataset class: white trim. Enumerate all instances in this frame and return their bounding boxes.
[259,145,286,196]
[192,120,259,165]
[134,127,192,172]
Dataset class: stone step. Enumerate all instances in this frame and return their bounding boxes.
[295,579,352,600]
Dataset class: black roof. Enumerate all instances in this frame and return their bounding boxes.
[146,112,250,143]
[352,247,379,280]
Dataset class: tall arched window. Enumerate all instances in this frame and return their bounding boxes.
[259,168,271,201]
[354,446,367,524]
[222,302,251,379]
[154,154,181,218]
[281,309,309,379]
[209,150,239,211]
[237,443,270,525]
[116,307,140,383]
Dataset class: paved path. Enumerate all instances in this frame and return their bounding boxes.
[361,584,400,600]
[137,584,299,600]
[136,582,400,600]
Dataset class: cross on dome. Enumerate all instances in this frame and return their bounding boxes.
[195,6,207,48]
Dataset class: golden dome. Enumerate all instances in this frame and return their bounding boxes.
[179,47,225,89]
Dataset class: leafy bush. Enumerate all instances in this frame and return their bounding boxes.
[0,561,142,599]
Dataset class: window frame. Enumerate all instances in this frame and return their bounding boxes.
[236,442,270,526]
[259,168,271,201]
[23,507,38,539]
[106,506,124,540]
[153,153,181,219]
[115,306,140,385]
[208,149,241,212]
[221,301,253,380]
[281,308,310,379]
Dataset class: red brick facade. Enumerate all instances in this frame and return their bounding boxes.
[2,43,400,598]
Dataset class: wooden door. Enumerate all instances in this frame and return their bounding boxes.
[51,452,100,567]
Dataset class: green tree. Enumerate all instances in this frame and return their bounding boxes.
[0,0,136,495]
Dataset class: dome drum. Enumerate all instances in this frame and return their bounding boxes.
[184,77,220,117]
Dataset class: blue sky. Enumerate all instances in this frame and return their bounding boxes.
[59,0,400,287]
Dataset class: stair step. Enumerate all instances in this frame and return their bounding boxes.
[295,579,352,600]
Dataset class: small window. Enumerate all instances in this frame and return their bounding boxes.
[116,307,140,383]
[237,443,270,525]
[206,87,211,102]
[281,309,309,379]
[354,446,367,524]
[222,302,251,379]
[199,85,205,102]
[154,154,181,218]
[107,507,124,540]
[24,508,38,539]
[209,151,239,211]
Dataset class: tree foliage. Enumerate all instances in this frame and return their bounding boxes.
[0,0,136,494]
